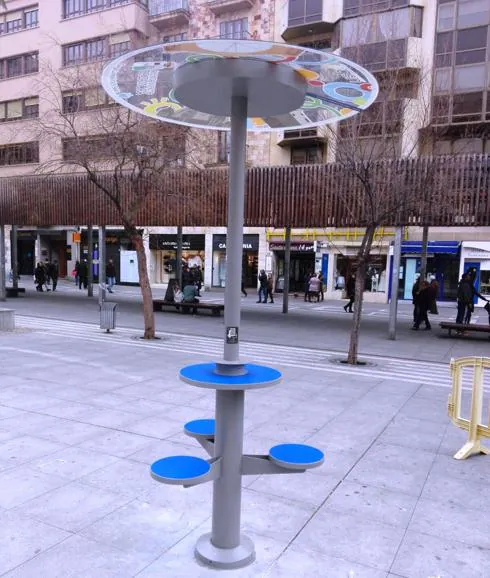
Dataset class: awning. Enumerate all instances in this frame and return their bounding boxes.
[401,241,460,255]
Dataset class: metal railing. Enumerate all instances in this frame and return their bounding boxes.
[149,0,188,15]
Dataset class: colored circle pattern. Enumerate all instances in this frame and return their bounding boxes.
[101,39,379,132]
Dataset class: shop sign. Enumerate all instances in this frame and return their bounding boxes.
[463,247,490,259]
[150,234,205,251]
[213,234,259,251]
[269,241,315,252]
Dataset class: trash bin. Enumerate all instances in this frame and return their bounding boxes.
[100,302,117,332]
[276,276,284,293]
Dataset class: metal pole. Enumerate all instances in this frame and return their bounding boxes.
[388,226,402,340]
[176,225,183,287]
[282,225,291,314]
[207,95,251,564]
[223,95,247,363]
[98,226,106,306]
[419,224,429,282]
[87,225,93,298]
[11,225,18,291]
[0,225,6,301]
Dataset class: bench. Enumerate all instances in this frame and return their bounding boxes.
[440,322,490,338]
[151,455,212,486]
[153,299,224,316]
[184,419,215,441]
[6,287,25,298]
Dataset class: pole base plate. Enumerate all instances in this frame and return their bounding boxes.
[195,532,255,569]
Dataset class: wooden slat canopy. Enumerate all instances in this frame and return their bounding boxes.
[0,155,488,227]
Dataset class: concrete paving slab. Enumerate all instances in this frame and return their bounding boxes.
[0,466,69,509]
[0,435,69,467]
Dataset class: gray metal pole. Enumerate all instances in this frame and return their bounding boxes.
[419,224,429,282]
[0,225,6,301]
[87,225,93,298]
[176,225,183,287]
[282,225,291,314]
[11,225,18,291]
[211,389,245,550]
[388,226,402,340]
[98,226,106,306]
[223,95,247,363]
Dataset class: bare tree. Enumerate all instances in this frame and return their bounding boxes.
[35,61,207,338]
[326,63,450,364]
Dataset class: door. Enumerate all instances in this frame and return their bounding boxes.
[464,261,481,304]
[120,250,139,284]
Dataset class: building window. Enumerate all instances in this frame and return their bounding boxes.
[343,0,409,18]
[0,142,39,165]
[217,131,230,163]
[62,87,114,113]
[0,52,38,79]
[63,37,106,65]
[163,32,186,42]
[109,40,131,58]
[0,97,39,122]
[63,0,139,18]
[457,0,490,29]
[291,146,323,165]
[219,19,248,40]
[288,0,322,28]
[455,26,488,65]
[0,6,39,33]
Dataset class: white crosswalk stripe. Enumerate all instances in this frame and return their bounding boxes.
[17,314,488,391]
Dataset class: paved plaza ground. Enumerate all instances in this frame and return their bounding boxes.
[0,285,489,577]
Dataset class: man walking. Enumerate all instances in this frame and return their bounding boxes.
[343,274,355,313]
[49,260,59,292]
[106,259,116,293]
[257,269,268,303]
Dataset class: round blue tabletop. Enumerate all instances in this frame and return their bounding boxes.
[269,444,324,470]
[151,455,211,483]
[180,363,282,390]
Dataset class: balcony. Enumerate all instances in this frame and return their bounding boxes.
[277,128,327,147]
[207,0,254,16]
[149,0,189,29]
[282,0,341,41]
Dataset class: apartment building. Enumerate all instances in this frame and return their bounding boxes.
[1,0,489,302]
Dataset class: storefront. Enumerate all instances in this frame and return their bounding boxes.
[394,241,460,301]
[212,234,259,288]
[459,242,490,306]
[270,241,315,292]
[150,234,205,285]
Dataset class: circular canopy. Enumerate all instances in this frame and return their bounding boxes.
[101,39,379,132]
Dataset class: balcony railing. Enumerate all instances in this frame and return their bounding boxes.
[149,0,188,16]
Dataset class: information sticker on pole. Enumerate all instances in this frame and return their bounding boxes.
[226,327,239,344]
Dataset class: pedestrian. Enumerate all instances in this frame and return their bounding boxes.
[78,260,88,290]
[182,265,191,288]
[308,274,321,302]
[257,269,267,303]
[412,280,431,330]
[49,260,59,292]
[343,273,355,313]
[106,259,116,293]
[412,277,420,325]
[463,274,486,325]
[318,272,324,301]
[182,282,199,315]
[74,260,80,285]
[34,262,45,292]
[241,272,247,297]
[266,273,274,304]
[194,266,203,296]
[303,271,312,302]
[164,279,179,303]
[428,278,438,315]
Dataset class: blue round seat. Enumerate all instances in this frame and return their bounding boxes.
[151,456,211,485]
[268,444,324,470]
[184,419,215,439]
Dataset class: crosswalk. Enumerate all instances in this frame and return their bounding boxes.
[13,314,489,391]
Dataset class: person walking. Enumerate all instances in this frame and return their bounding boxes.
[257,269,267,303]
[318,272,325,301]
[74,260,80,285]
[266,273,274,304]
[106,259,116,293]
[308,274,321,302]
[412,280,432,330]
[49,260,59,292]
[411,277,421,326]
[34,262,45,292]
[343,274,355,313]
[78,260,88,290]
[194,266,203,297]
[241,272,247,297]
[456,273,472,325]
[303,271,312,302]
[428,278,439,315]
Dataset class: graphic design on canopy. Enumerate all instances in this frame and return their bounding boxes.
[101,39,379,132]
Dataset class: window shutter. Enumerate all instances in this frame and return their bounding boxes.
[7,100,22,118]
[6,11,23,22]
[109,32,130,45]
[24,97,38,107]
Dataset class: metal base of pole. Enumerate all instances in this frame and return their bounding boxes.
[195,533,255,569]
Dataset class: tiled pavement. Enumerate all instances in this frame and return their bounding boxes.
[0,324,489,577]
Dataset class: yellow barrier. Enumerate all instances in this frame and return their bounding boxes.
[448,356,490,460]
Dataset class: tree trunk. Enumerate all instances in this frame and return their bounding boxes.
[347,225,376,365]
[176,225,183,288]
[132,232,155,339]
[282,225,291,314]
[419,225,429,282]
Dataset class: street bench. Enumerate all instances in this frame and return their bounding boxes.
[153,299,224,316]
[6,287,25,298]
[440,322,490,338]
